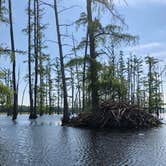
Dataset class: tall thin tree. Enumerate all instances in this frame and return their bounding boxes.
[33,0,38,118]
[53,0,69,123]
[28,0,35,119]
[8,0,17,120]
[87,0,99,112]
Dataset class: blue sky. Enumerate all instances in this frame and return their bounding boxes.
[118,0,166,58]
[0,0,166,105]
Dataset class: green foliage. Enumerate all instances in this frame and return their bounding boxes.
[0,82,11,94]
[75,12,87,29]
[0,82,12,107]
[65,57,89,68]
[0,0,8,23]
[145,56,163,114]
[95,23,138,46]
[98,63,127,101]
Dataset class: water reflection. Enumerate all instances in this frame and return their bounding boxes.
[0,114,166,166]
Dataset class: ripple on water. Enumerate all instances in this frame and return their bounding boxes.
[0,114,166,166]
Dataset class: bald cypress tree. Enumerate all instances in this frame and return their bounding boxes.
[53,0,69,123]
[86,0,99,112]
[86,0,137,112]
[145,56,163,115]
[27,0,35,119]
[8,0,17,120]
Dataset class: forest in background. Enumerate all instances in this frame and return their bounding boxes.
[0,0,165,124]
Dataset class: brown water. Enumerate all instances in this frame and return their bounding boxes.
[0,114,166,166]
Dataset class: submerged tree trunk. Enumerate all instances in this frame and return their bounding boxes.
[39,62,44,115]
[5,69,12,116]
[8,0,17,120]
[28,0,35,119]
[48,65,52,115]
[39,47,44,116]
[32,0,38,119]
[56,59,61,114]
[45,73,48,114]
[87,0,99,112]
[148,59,153,113]
[54,0,69,123]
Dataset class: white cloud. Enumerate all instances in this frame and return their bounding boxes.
[129,42,162,51]
[114,0,166,7]
[124,42,166,62]
[126,42,164,53]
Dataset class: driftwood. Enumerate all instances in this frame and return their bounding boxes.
[68,101,161,129]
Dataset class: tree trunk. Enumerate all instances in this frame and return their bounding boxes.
[87,0,99,112]
[28,0,35,119]
[57,66,60,114]
[54,0,69,123]
[39,47,44,116]
[48,61,52,115]
[45,73,48,114]
[72,34,81,110]
[0,0,2,15]
[70,67,74,113]
[55,59,61,114]
[148,61,152,113]
[82,31,88,111]
[8,0,17,120]
[32,0,38,119]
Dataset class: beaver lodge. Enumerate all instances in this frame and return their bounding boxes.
[68,101,161,129]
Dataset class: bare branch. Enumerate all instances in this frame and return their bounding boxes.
[39,0,54,8]
[0,48,26,55]
[59,22,75,27]
[44,40,72,47]
[58,5,79,14]
[95,0,126,25]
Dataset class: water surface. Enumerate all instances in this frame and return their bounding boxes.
[0,114,166,166]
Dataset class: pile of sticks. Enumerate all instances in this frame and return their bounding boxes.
[69,101,161,129]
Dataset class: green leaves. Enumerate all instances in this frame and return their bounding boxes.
[95,23,138,46]
[145,56,159,65]
[0,0,9,23]
[75,12,87,29]
[0,82,11,95]
[65,56,89,67]
[145,56,163,113]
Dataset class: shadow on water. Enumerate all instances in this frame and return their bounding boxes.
[0,114,166,166]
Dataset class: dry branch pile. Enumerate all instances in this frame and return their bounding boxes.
[68,101,161,129]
